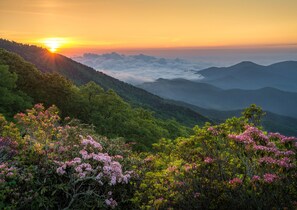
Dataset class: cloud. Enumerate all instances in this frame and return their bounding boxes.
[73,52,206,85]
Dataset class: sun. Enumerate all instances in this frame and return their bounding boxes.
[42,37,67,53]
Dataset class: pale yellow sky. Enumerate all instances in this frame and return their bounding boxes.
[1,0,297,52]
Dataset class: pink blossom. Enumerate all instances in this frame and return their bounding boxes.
[81,136,102,150]
[78,172,86,179]
[229,177,242,185]
[113,155,123,160]
[204,157,214,164]
[251,175,261,182]
[263,173,279,183]
[259,156,294,168]
[207,127,219,135]
[268,132,297,144]
[105,198,118,209]
[6,172,14,177]
[56,167,66,175]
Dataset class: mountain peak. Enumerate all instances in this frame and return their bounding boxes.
[231,61,261,68]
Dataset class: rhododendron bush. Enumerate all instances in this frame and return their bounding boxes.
[0,104,296,209]
[133,115,297,209]
[0,104,136,209]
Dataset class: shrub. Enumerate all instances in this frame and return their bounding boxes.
[133,117,297,209]
[0,104,137,209]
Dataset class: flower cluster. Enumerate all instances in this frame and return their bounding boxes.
[55,135,133,207]
[81,135,103,150]
[251,175,261,182]
[204,157,214,164]
[229,177,242,185]
[0,163,17,183]
[228,126,296,172]
[269,132,297,144]
[258,156,294,168]
[207,127,219,136]
[105,198,118,209]
[263,173,279,183]
[0,137,18,160]
[56,138,132,185]
[228,126,269,145]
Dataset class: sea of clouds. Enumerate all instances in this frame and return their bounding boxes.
[73,52,209,85]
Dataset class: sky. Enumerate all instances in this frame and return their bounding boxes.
[1,0,297,57]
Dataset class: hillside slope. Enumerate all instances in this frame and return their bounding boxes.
[0,39,209,126]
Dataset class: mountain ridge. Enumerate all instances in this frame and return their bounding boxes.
[138,78,297,118]
[0,38,210,126]
[197,60,297,91]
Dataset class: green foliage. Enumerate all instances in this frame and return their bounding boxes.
[133,114,297,209]
[0,49,191,150]
[242,104,266,126]
[0,65,32,119]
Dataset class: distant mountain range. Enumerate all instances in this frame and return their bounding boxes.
[138,78,297,118]
[198,61,297,92]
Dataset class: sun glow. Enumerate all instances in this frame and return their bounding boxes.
[41,38,68,53]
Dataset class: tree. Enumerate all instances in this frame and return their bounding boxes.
[0,65,32,118]
[242,104,266,126]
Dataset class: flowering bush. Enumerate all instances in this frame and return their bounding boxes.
[133,116,297,209]
[0,104,136,209]
[0,103,296,209]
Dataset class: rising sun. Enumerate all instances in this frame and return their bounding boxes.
[42,37,66,53]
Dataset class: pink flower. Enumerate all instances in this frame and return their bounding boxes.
[56,167,66,175]
[251,175,261,182]
[6,172,14,177]
[110,176,117,185]
[113,155,123,160]
[105,198,118,209]
[78,172,86,179]
[263,173,278,183]
[105,199,111,206]
[229,177,242,185]
[207,127,219,135]
[81,136,102,150]
[204,157,214,164]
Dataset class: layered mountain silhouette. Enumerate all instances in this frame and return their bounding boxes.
[138,78,297,118]
[198,61,297,91]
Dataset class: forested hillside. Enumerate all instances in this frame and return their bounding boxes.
[0,39,209,127]
[0,49,190,150]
